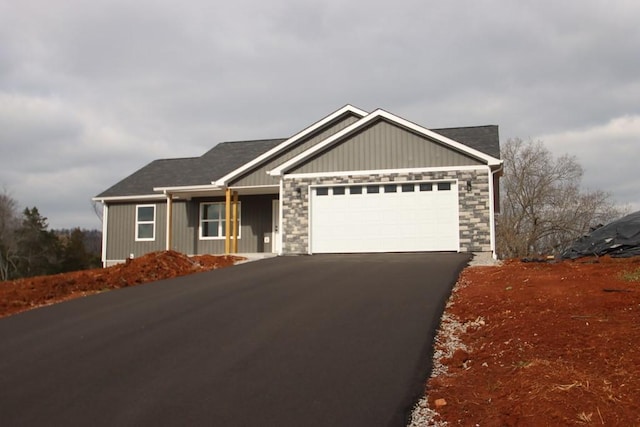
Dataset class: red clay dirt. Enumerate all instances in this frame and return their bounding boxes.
[0,250,243,318]
[428,256,640,426]
[3,252,640,425]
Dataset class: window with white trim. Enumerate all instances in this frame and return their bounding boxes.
[136,205,156,241]
[200,202,241,239]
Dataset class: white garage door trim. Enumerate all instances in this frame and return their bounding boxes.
[309,180,460,253]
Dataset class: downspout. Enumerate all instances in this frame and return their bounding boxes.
[225,188,231,254]
[101,203,108,268]
[232,190,239,253]
[278,178,284,255]
[165,192,173,251]
[488,164,504,259]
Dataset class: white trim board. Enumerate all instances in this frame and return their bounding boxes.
[269,109,502,176]
[282,165,489,180]
[93,194,167,202]
[214,105,367,186]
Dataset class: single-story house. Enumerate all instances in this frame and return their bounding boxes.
[94,105,503,266]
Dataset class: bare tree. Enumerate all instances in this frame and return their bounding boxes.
[497,138,625,258]
[0,190,19,281]
[91,200,103,224]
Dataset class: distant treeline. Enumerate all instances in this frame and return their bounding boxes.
[1,191,102,281]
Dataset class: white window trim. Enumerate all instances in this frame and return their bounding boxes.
[311,180,458,194]
[135,204,156,241]
[199,201,242,240]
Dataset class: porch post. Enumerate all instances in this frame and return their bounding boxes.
[165,193,173,251]
[232,191,239,253]
[225,188,231,254]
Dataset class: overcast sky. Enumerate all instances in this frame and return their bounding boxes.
[1,0,638,229]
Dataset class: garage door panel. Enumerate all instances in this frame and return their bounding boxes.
[310,182,459,253]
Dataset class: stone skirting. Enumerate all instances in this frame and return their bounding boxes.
[281,170,493,254]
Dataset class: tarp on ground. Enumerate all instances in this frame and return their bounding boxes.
[562,210,640,259]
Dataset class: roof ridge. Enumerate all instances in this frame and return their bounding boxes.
[432,124,498,131]
[151,156,202,162]
[217,138,287,145]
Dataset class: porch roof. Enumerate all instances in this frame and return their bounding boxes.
[94,138,284,199]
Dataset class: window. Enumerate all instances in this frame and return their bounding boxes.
[437,182,452,191]
[136,205,155,241]
[384,184,397,193]
[200,202,241,239]
[349,186,363,195]
[366,185,379,194]
[316,187,329,196]
[419,183,433,192]
[333,187,345,195]
[401,184,415,192]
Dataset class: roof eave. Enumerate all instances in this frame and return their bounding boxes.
[153,184,222,193]
[269,109,502,175]
[214,104,368,186]
[92,194,166,203]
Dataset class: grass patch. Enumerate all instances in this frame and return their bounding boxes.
[619,267,640,282]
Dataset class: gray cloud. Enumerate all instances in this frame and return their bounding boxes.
[0,0,638,228]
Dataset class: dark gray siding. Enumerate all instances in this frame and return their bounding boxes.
[105,195,276,261]
[230,113,361,187]
[106,202,167,260]
[290,120,484,174]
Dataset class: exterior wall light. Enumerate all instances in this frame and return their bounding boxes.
[466,180,472,191]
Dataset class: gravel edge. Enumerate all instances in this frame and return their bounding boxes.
[407,268,488,426]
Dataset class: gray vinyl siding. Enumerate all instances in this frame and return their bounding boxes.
[106,202,167,260]
[171,195,276,254]
[230,113,361,187]
[290,120,484,174]
[105,195,276,261]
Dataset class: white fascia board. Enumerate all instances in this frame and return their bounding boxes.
[269,109,502,176]
[385,111,503,166]
[228,184,278,190]
[283,165,489,180]
[92,194,166,203]
[213,104,368,186]
[154,184,221,193]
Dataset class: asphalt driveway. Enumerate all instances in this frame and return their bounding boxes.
[0,253,470,427]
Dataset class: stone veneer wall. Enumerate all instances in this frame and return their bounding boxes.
[281,169,493,254]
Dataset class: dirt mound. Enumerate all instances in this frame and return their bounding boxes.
[426,256,640,426]
[0,251,244,318]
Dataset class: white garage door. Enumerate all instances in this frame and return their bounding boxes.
[310,181,459,253]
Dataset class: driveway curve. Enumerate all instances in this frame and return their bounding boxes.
[0,253,470,427]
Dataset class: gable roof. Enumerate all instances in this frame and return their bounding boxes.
[94,106,502,200]
[213,104,367,187]
[94,139,284,199]
[269,109,502,176]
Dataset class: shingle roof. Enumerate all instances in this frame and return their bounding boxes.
[432,125,500,159]
[95,139,285,198]
[96,123,500,199]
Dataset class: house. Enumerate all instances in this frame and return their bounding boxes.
[93,105,503,266]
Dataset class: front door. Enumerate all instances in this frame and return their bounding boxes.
[272,199,281,254]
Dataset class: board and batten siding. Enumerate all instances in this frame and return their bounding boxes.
[171,195,276,254]
[105,195,276,262]
[290,120,483,174]
[105,202,167,261]
[230,113,361,187]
